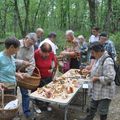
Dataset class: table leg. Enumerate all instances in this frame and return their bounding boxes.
[85,89,87,105]
[82,89,85,111]
[64,105,69,120]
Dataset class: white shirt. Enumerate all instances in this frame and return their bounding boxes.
[39,38,58,54]
[89,35,99,43]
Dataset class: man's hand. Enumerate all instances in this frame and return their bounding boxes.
[22,61,31,67]
[60,51,68,56]
[0,83,7,91]
[16,72,24,80]
[82,69,90,75]
[85,65,92,71]
[92,76,99,82]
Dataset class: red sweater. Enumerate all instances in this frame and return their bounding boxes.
[34,49,57,78]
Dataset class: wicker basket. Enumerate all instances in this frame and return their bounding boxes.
[17,66,41,90]
[0,94,19,120]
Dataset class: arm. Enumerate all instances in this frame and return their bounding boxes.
[51,54,58,78]
[61,41,80,58]
[15,59,24,66]
[61,51,76,57]
[86,59,95,70]
[111,42,117,60]
[15,72,24,80]
[25,47,35,75]
[93,58,115,85]
[0,83,7,91]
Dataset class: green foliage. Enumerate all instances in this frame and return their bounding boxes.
[110,32,120,62]
[0,0,120,59]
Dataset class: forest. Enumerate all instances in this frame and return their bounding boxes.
[0,0,120,58]
[0,1,120,120]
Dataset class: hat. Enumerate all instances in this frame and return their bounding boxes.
[100,32,108,37]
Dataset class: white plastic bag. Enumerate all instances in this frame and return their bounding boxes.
[4,99,19,110]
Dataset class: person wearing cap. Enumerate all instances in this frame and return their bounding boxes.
[60,30,80,69]
[39,32,58,54]
[16,33,37,119]
[99,32,116,60]
[81,42,115,120]
[34,28,44,50]
[89,27,100,43]
[85,31,117,72]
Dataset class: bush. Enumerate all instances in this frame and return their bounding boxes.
[110,32,120,63]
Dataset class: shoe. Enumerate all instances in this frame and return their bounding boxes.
[47,106,52,112]
[25,115,35,120]
[34,106,42,114]
[25,112,35,120]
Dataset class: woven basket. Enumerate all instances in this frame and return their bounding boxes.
[17,66,41,90]
[0,94,19,120]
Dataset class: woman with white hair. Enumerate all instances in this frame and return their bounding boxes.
[78,35,88,51]
[78,35,88,63]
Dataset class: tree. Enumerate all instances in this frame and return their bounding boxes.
[104,0,112,32]
[14,0,30,37]
[88,0,96,27]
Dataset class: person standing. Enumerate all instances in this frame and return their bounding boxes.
[34,42,57,112]
[77,35,88,63]
[99,32,116,60]
[60,30,80,69]
[0,37,29,94]
[87,27,100,70]
[81,42,116,120]
[89,27,100,43]
[16,33,37,119]
[39,32,58,55]
[34,28,44,50]
[86,31,116,71]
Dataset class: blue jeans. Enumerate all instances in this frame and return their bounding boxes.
[20,87,31,116]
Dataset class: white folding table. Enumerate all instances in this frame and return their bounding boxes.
[30,84,82,120]
[30,69,91,120]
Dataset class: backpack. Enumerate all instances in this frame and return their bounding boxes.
[102,56,120,86]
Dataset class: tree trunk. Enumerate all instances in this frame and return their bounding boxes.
[24,0,30,34]
[14,0,24,37]
[88,0,96,27]
[32,0,42,29]
[104,0,112,32]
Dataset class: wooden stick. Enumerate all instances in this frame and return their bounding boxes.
[1,89,4,108]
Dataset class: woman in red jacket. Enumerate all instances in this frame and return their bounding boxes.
[34,42,57,112]
[34,42,57,86]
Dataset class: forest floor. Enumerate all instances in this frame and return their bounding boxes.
[14,86,120,120]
